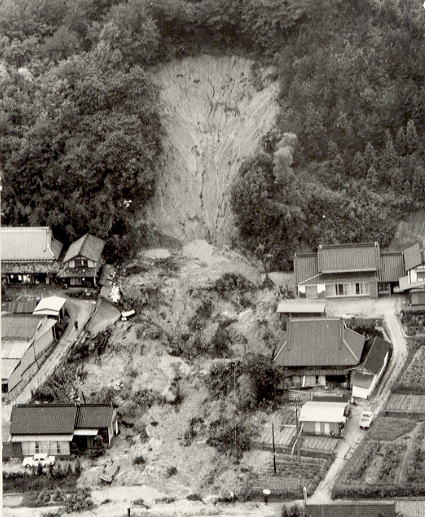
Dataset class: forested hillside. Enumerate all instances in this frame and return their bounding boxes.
[0,0,424,264]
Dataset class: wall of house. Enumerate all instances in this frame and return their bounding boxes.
[21,440,70,456]
[66,257,97,269]
[352,385,370,399]
[302,421,340,436]
[299,284,326,299]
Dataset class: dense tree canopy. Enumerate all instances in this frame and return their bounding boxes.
[1,0,424,263]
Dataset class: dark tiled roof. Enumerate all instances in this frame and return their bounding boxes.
[294,253,318,285]
[362,336,391,375]
[379,252,405,282]
[317,243,380,273]
[274,318,365,367]
[1,227,62,262]
[75,405,114,429]
[10,405,77,435]
[10,404,115,435]
[2,314,47,340]
[306,502,396,517]
[403,243,422,271]
[63,234,105,263]
[300,271,378,286]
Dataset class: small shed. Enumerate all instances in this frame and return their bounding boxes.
[277,300,326,319]
[33,296,67,321]
[299,400,348,437]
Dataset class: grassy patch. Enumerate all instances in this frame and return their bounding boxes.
[366,417,417,441]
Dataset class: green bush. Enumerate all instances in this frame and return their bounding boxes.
[64,488,96,513]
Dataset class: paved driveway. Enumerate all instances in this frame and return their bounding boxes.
[309,296,409,502]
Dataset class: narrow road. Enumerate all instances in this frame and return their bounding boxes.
[2,298,95,439]
[309,297,408,503]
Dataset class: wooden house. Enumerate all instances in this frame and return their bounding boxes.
[8,404,119,457]
[294,242,404,299]
[299,400,348,437]
[58,234,105,288]
[1,227,63,285]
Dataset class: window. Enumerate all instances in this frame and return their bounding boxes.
[56,442,62,454]
[75,258,88,268]
[35,442,40,453]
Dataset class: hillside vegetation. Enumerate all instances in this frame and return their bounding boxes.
[1,0,424,264]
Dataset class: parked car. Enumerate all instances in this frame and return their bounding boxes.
[22,454,55,468]
[359,410,373,429]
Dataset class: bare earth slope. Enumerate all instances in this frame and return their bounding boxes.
[144,55,279,245]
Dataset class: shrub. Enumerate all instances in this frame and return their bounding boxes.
[133,498,149,508]
[132,388,163,410]
[166,466,177,478]
[133,455,145,465]
[186,493,203,502]
[64,488,96,513]
[155,496,176,503]
[206,417,255,458]
[213,273,255,297]
[134,420,149,443]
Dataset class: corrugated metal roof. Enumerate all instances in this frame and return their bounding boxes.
[1,314,47,341]
[306,502,396,517]
[63,234,105,263]
[299,401,347,423]
[277,300,326,313]
[403,243,422,271]
[0,227,62,262]
[2,300,38,314]
[10,405,77,435]
[33,296,66,316]
[1,358,20,379]
[379,252,405,282]
[397,499,425,517]
[317,242,380,273]
[75,405,114,429]
[1,341,31,359]
[274,318,365,367]
[294,253,318,285]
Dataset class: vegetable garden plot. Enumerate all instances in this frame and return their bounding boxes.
[399,347,425,390]
[386,394,425,413]
[301,436,339,454]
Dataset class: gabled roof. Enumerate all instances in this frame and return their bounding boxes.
[75,405,115,429]
[317,242,380,273]
[1,314,51,341]
[306,502,396,517]
[403,242,423,271]
[10,404,115,436]
[273,318,365,367]
[10,405,77,435]
[379,252,405,282]
[294,253,318,285]
[0,227,63,262]
[361,336,391,375]
[63,234,105,263]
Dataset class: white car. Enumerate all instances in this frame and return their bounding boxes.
[22,454,55,469]
[359,410,373,429]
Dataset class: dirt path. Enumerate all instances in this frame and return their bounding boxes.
[2,298,95,438]
[309,297,408,503]
[144,55,279,245]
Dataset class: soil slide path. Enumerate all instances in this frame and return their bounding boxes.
[144,55,279,245]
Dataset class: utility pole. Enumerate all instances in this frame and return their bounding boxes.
[272,422,277,475]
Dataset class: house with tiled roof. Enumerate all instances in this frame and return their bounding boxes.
[58,234,105,288]
[273,317,366,388]
[1,315,57,393]
[8,403,119,457]
[397,241,425,305]
[351,336,391,399]
[0,227,63,285]
[294,242,404,299]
